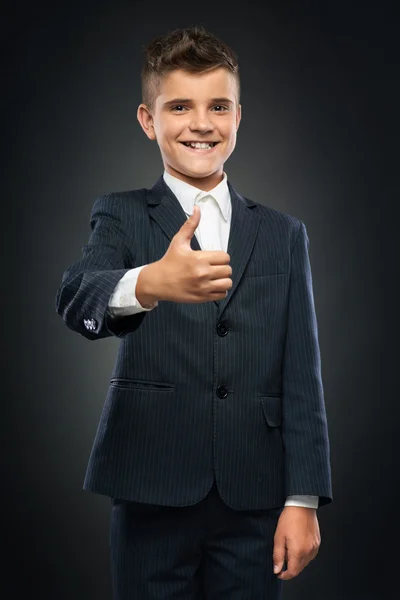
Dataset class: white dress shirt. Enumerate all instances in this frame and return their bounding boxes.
[107,169,319,509]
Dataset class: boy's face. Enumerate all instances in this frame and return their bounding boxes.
[137,67,241,191]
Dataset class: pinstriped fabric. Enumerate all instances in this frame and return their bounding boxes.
[55,174,332,511]
[281,222,332,498]
[55,193,148,339]
[110,481,284,599]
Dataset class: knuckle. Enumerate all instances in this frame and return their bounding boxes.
[293,569,301,577]
[285,571,295,579]
[312,539,320,551]
[195,266,207,279]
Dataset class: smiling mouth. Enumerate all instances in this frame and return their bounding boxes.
[180,142,220,151]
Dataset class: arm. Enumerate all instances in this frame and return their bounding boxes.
[55,194,149,340]
[273,225,331,579]
[281,221,332,507]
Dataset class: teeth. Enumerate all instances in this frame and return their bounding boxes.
[184,142,215,149]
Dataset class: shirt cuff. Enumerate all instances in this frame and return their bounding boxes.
[284,495,319,509]
[108,265,159,315]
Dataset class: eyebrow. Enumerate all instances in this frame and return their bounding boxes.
[163,97,234,107]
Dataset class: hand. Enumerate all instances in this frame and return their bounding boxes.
[273,506,321,580]
[149,204,233,303]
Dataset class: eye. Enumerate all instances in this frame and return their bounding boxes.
[170,105,229,112]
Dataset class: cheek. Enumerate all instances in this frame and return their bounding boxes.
[221,121,237,139]
[224,130,237,148]
[165,124,183,145]
[155,118,174,138]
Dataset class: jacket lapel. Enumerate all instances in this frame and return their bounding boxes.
[147,175,260,316]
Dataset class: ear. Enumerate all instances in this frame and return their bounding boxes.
[137,104,156,140]
[236,103,242,132]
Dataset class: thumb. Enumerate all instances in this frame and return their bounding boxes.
[180,204,201,241]
[273,540,286,574]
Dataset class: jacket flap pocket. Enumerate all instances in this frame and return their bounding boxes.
[260,395,282,427]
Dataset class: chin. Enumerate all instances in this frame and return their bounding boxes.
[183,160,222,171]
[185,169,219,179]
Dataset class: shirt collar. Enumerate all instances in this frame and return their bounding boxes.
[163,169,231,221]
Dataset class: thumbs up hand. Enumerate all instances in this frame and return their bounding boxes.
[137,204,232,304]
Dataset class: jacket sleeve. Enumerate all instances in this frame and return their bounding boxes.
[55,193,148,340]
[281,221,333,507]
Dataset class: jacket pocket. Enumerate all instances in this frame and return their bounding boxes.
[244,258,287,278]
[260,395,282,427]
[110,378,175,392]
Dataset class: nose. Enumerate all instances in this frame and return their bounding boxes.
[189,110,214,133]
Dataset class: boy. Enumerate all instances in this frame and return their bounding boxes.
[56,25,332,600]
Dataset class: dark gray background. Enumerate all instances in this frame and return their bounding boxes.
[3,1,398,599]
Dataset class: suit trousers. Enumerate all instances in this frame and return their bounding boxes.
[109,479,284,599]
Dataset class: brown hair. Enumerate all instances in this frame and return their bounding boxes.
[140,25,240,112]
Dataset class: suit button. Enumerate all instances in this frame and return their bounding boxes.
[216,385,228,399]
[216,322,228,336]
[83,317,97,331]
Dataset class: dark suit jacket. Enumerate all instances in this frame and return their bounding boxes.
[55,175,333,510]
